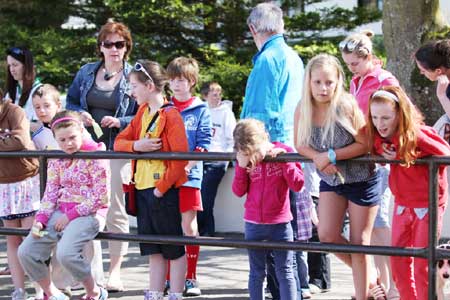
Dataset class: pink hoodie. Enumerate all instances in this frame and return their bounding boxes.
[232,142,304,224]
[350,62,399,114]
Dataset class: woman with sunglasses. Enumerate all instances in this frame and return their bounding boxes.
[5,46,42,126]
[66,20,137,292]
[340,30,399,300]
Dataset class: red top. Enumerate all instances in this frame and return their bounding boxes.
[373,125,450,208]
[172,96,196,112]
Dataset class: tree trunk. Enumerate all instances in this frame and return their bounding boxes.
[383,0,446,124]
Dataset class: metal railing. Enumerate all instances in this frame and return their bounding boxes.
[0,150,449,299]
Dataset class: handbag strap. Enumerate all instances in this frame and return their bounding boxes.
[145,102,173,133]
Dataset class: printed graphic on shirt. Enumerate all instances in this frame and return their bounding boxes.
[250,163,283,182]
[184,114,198,131]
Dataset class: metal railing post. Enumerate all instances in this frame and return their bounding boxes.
[428,160,438,300]
[38,156,47,198]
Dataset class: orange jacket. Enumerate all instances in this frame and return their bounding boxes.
[114,103,188,194]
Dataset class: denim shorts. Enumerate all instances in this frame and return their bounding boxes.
[136,187,185,259]
[373,166,391,228]
[319,173,380,207]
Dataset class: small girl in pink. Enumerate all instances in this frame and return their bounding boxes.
[367,86,450,300]
[232,118,304,300]
[18,110,110,300]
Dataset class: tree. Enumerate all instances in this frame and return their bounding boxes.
[383,0,448,123]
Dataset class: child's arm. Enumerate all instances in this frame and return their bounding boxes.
[114,107,141,152]
[34,160,61,226]
[232,164,249,197]
[65,159,110,221]
[187,106,212,171]
[418,126,450,156]
[0,106,30,151]
[155,109,189,195]
[283,162,304,192]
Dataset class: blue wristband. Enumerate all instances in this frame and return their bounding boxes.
[328,148,337,165]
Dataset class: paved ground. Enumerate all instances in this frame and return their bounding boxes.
[0,232,356,300]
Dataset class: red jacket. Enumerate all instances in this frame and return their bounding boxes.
[350,63,399,115]
[232,142,304,224]
[114,103,188,194]
[373,126,450,208]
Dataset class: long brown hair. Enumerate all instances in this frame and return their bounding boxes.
[367,86,424,167]
[5,46,35,107]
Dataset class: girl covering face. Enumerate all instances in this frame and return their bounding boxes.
[232,118,304,300]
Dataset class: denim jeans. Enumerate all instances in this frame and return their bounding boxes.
[245,222,296,300]
[198,162,227,236]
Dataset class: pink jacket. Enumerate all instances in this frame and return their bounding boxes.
[232,142,304,224]
[36,141,110,226]
[350,63,399,114]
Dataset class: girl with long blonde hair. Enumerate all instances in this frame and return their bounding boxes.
[294,54,382,300]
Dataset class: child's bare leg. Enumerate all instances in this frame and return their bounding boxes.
[149,254,167,291]
[182,210,198,237]
[169,254,187,293]
[36,276,62,297]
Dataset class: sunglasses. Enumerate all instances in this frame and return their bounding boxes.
[101,40,126,49]
[6,47,24,56]
[339,39,360,52]
[134,62,154,83]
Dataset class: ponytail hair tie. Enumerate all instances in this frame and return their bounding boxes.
[372,90,399,103]
[51,117,81,129]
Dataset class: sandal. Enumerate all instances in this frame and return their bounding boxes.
[0,266,10,275]
[369,278,387,300]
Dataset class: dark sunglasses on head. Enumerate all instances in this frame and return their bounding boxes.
[134,62,154,83]
[101,40,126,49]
[6,47,24,56]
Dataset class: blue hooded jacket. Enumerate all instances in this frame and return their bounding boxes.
[175,96,212,188]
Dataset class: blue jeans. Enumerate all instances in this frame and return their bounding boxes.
[198,162,227,236]
[245,222,296,300]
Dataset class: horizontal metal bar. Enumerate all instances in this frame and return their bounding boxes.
[0,228,427,258]
[2,150,450,165]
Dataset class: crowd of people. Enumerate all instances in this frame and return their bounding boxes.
[1,2,450,300]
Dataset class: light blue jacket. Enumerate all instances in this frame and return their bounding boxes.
[66,61,137,149]
[241,34,304,148]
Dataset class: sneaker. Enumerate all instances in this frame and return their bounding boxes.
[183,279,201,297]
[309,283,322,294]
[47,293,69,300]
[163,280,170,296]
[302,290,312,299]
[12,289,27,300]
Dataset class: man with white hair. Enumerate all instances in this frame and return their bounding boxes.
[241,1,304,148]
